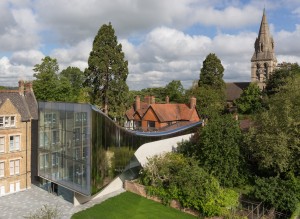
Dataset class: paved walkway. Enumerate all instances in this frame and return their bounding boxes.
[0,185,125,219]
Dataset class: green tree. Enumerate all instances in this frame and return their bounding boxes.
[198,53,225,90]
[84,23,129,121]
[252,175,300,213]
[245,75,300,176]
[235,82,262,114]
[178,114,243,187]
[186,85,225,118]
[165,80,185,103]
[60,66,84,102]
[265,62,300,96]
[33,56,61,101]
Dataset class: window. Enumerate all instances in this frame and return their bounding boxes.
[9,135,20,151]
[74,148,80,160]
[9,159,20,175]
[15,182,20,192]
[10,183,14,193]
[148,121,155,128]
[73,128,81,141]
[0,185,5,196]
[0,162,4,177]
[44,113,56,125]
[52,130,59,144]
[52,152,59,166]
[0,136,4,153]
[0,116,16,128]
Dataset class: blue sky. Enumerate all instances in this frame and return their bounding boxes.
[0,0,300,90]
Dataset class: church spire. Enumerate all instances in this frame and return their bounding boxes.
[251,9,277,89]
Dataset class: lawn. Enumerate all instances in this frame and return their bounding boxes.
[72,191,197,219]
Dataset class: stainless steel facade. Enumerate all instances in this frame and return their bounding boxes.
[38,102,201,197]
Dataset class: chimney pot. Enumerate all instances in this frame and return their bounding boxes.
[18,80,24,95]
[166,96,169,104]
[190,97,196,109]
[135,96,140,111]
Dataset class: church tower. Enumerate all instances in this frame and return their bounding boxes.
[251,9,277,89]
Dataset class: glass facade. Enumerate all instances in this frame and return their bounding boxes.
[38,102,201,196]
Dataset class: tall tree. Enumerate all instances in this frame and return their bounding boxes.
[60,67,84,102]
[33,56,61,101]
[84,23,129,121]
[198,53,225,90]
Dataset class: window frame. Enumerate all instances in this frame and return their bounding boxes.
[0,116,16,128]
[9,135,21,151]
[0,136,5,153]
[9,159,20,176]
[0,161,4,177]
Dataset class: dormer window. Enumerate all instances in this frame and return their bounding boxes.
[0,116,16,128]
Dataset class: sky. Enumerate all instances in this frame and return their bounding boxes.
[0,0,300,90]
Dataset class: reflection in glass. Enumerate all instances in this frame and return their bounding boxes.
[38,102,201,196]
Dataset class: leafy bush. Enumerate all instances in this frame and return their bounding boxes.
[140,152,239,217]
[252,175,300,213]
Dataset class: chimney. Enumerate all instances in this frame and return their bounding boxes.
[144,96,151,104]
[190,97,196,109]
[25,81,33,93]
[135,96,140,111]
[165,96,169,104]
[150,96,155,104]
[18,80,24,95]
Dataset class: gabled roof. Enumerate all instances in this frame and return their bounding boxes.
[226,82,250,102]
[0,87,38,121]
[146,104,197,122]
[127,101,150,119]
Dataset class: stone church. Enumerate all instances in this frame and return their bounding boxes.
[251,9,277,89]
[226,9,277,103]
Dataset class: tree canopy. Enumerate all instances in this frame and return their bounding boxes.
[235,82,262,114]
[33,56,61,101]
[198,53,225,90]
[265,62,300,96]
[84,22,129,122]
[32,56,85,102]
[245,74,300,176]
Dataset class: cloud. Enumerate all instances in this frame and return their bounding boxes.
[50,39,92,71]
[0,56,35,86]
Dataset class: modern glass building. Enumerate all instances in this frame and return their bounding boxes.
[37,102,201,200]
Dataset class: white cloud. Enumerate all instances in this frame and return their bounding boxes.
[10,50,44,66]
[0,56,35,86]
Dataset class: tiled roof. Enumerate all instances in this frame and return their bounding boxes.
[226,82,250,102]
[128,101,149,118]
[0,88,38,121]
[148,104,196,122]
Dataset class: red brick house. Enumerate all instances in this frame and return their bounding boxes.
[125,96,200,131]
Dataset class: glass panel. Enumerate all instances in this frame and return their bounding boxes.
[15,160,20,174]
[0,137,4,152]
[15,136,20,150]
[38,101,201,196]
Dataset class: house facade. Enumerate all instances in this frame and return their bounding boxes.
[0,81,38,196]
[125,96,200,131]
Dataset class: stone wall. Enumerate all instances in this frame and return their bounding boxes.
[124,180,199,217]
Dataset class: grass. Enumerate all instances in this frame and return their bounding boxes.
[72,191,197,219]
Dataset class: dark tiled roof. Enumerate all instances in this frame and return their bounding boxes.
[0,89,38,121]
[226,82,250,102]
[25,90,38,120]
